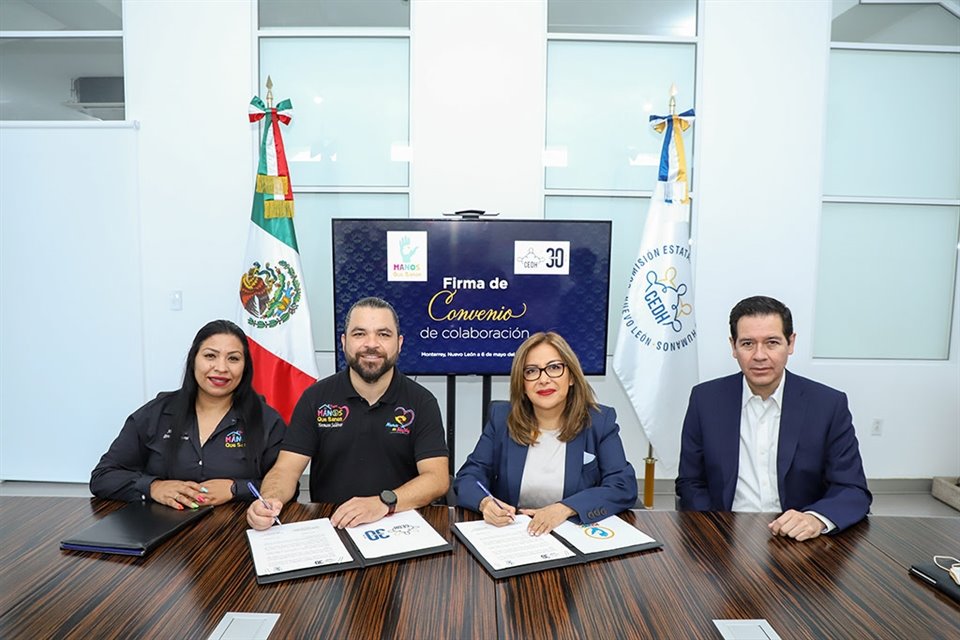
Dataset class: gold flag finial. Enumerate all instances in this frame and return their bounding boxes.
[669,83,677,117]
[266,75,274,109]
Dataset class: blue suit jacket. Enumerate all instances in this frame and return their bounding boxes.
[675,371,871,532]
[454,401,637,523]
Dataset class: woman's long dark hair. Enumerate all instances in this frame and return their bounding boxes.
[166,320,264,477]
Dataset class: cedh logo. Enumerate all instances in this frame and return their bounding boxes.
[641,267,691,333]
[620,244,698,354]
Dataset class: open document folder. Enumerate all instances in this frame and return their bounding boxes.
[246,509,452,584]
[453,513,662,579]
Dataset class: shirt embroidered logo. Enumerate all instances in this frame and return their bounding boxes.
[224,430,245,448]
[385,407,415,434]
[316,404,349,428]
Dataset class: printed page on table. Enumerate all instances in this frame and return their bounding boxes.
[345,509,450,560]
[246,518,353,576]
[553,515,659,556]
[453,514,576,571]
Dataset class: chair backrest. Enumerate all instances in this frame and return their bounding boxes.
[431,475,456,506]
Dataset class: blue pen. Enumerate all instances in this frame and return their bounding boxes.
[476,480,514,521]
[247,481,282,526]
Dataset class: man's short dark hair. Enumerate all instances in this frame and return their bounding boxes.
[729,296,793,340]
[344,297,400,333]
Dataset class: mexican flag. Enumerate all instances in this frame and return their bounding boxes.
[238,95,318,423]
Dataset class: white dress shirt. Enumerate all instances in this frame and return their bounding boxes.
[732,376,785,513]
[733,375,835,533]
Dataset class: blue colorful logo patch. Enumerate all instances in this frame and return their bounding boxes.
[317,403,349,428]
[385,406,415,435]
[224,430,245,448]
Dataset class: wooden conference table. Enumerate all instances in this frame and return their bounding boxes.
[0,497,957,639]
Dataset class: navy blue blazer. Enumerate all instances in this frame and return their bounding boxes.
[454,401,637,523]
[676,370,871,532]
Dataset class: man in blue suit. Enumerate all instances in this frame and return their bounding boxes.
[676,296,871,541]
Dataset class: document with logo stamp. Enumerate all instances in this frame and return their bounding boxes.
[553,515,656,555]
[453,514,663,578]
[345,509,450,560]
[453,515,576,571]
[246,518,354,578]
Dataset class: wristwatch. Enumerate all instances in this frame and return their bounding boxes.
[379,489,398,515]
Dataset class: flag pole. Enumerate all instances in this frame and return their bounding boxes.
[643,444,656,509]
[265,75,273,109]
[640,82,680,511]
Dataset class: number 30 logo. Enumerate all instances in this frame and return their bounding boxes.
[364,528,390,541]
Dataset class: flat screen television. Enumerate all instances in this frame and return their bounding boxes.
[331,218,611,376]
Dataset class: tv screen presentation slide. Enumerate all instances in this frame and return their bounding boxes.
[332,218,612,376]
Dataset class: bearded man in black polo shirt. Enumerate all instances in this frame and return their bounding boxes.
[247,297,449,530]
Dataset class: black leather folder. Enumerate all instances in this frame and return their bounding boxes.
[60,501,212,557]
[909,562,960,604]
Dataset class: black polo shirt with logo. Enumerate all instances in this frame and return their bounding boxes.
[282,368,448,503]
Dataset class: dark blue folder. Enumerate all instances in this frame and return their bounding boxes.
[60,501,212,557]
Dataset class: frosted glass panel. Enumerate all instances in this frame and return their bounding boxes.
[545,196,650,354]
[545,41,696,191]
[294,194,408,350]
[824,50,960,199]
[259,0,409,28]
[814,203,959,359]
[548,0,697,37]
[832,2,960,47]
[0,38,124,121]
[260,38,409,188]
[0,0,122,30]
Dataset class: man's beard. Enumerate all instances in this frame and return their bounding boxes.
[347,349,397,384]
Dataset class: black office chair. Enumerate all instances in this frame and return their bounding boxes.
[431,474,457,506]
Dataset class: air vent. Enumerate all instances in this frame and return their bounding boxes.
[72,76,125,104]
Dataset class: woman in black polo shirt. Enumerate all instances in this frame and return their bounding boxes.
[90,320,285,510]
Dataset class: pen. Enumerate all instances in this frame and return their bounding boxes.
[476,480,514,521]
[247,481,282,526]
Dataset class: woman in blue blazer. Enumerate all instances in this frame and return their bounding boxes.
[455,332,637,536]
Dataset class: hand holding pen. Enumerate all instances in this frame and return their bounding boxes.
[476,480,516,526]
[247,481,282,528]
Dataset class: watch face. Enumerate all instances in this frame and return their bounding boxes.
[379,490,397,506]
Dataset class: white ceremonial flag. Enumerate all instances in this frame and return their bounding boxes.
[613,108,698,474]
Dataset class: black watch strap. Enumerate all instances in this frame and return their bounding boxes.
[379,489,398,514]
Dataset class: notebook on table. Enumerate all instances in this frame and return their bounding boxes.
[60,501,213,557]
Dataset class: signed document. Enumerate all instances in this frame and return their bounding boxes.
[344,509,451,561]
[553,515,657,556]
[453,515,576,571]
[245,511,452,583]
[453,513,663,578]
[246,518,354,578]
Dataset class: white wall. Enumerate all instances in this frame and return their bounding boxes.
[123,0,256,395]
[410,0,546,219]
[694,0,959,478]
[0,124,143,480]
[1,0,956,483]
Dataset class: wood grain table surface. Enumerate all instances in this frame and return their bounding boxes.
[0,497,956,639]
